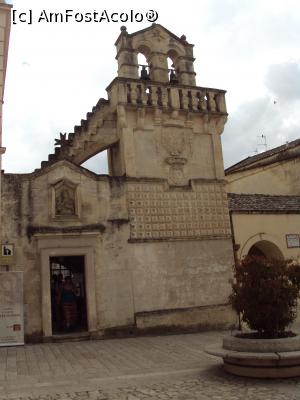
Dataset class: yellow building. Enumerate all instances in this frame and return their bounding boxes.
[226,139,300,261]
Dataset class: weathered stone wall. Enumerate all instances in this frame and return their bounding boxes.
[126,180,231,240]
[1,172,42,336]
[1,163,235,338]
[119,110,218,182]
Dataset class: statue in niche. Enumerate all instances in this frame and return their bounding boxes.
[55,186,76,216]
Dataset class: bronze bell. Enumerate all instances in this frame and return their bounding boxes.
[169,69,178,84]
[140,66,150,80]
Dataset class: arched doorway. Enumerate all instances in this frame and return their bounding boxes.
[248,240,284,260]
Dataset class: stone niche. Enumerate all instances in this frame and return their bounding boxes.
[51,179,79,220]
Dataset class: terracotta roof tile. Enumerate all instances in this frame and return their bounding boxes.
[228,193,300,213]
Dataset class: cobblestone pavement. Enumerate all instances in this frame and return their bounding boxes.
[1,330,300,399]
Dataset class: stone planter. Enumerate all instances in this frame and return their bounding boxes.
[205,334,300,378]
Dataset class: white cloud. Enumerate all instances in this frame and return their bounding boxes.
[265,61,300,101]
[2,0,300,173]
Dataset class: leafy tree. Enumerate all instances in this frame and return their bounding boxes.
[230,256,300,338]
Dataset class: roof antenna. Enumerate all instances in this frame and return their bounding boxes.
[256,134,267,152]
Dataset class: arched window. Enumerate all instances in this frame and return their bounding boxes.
[167,57,174,70]
[167,53,178,84]
[137,53,150,81]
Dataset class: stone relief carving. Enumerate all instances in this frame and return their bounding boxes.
[54,132,69,147]
[160,127,192,186]
[151,29,165,42]
[165,157,187,186]
[126,182,231,241]
[56,187,75,216]
[53,181,77,218]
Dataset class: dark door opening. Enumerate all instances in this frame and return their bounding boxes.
[248,244,266,257]
[50,256,87,335]
[247,240,284,260]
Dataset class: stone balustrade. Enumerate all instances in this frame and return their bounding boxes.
[107,78,227,114]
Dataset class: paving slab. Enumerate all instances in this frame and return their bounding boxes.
[0,329,300,399]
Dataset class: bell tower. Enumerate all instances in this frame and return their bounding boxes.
[107,23,227,186]
[46,23,228,187]
[115,24,196,86]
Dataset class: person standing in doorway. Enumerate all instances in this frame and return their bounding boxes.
[60,275,77,331]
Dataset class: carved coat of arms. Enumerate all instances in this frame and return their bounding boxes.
[160,127,192,186]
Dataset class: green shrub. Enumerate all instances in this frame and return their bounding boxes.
[230,256,300,338]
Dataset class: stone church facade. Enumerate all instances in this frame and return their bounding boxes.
[1,24,235,341]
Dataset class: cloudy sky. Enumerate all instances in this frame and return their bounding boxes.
[2,0,300,173]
